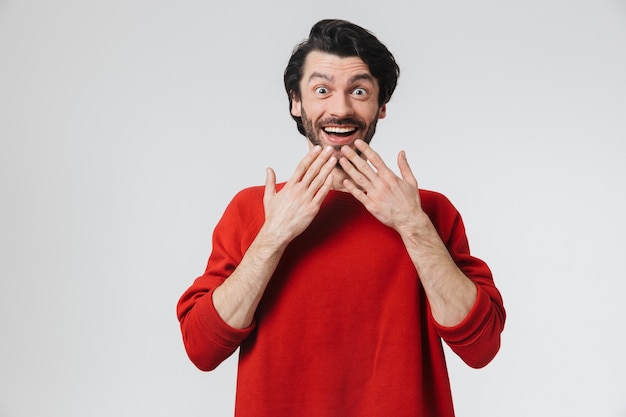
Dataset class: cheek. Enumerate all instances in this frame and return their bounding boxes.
[302,102,326,121]
[357,104,383,122]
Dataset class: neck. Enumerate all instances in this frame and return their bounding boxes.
[330,166,353,192]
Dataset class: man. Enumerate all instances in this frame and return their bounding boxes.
[177,19,505,417]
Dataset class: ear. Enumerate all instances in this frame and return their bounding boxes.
[290,92,302,117]
[378,104,387,120]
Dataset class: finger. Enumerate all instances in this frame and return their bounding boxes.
[397,150,418,188]
[290,145,322,183]
[341,177,369,205]
[354,139,391,176]
[340,144,377,183]
[264,167,277,200]
[309,152,337,189]
[301,146,334,187]
[338,154,371,189]
[312,173,334,205]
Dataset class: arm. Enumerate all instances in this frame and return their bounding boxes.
[213,145,336,329]
[393,207,478,327]
[339,140,505,365]
[177,146,336,370]
[339,140,475,326]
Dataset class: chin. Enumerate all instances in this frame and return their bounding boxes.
[331,147,345,163]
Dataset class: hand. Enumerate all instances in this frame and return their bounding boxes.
[339,139,424,232]
[262,145,336,245]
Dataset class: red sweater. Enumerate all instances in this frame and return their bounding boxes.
[177,187,505,417]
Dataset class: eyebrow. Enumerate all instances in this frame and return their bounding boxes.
[307,72,376,85]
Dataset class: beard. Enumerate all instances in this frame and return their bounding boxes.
[300,107,380,155]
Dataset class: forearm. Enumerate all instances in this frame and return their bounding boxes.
[212,226,288,329]
[399,213,477,327]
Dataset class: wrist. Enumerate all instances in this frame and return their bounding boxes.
[254,225,291,255]
[397,211,437,246]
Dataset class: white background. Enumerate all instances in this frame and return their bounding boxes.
[1,1,625,416]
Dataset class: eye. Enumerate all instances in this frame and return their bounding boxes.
[315,86,329,95]
[353,87,367,96]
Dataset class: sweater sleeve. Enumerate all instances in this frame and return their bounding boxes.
[424,192,506,368]
[176,188,263,371]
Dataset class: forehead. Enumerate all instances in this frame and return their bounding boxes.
[301,50,374,83]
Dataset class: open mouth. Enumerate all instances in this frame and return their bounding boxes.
[323,126,357,137]
[322,125,360,146]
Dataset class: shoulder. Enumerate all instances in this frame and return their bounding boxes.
[231,185,265,203]
[419,189,465,238]
[215,185,269,237]
[230,182,287,203]
[225,182,286,217]
[223,185,266,220]
[419,189,458,215]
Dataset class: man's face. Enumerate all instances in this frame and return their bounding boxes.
[291,50,387,160]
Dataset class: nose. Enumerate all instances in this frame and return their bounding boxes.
[328,93,354,118]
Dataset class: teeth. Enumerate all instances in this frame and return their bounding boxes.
[324,126,355,134]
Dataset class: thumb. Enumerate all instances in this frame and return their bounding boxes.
[264,167,277,200]
[397,151,418,188]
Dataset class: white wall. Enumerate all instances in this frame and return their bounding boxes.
[1,1,625,416]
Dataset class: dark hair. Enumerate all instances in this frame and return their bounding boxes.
[284,19,400,136]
